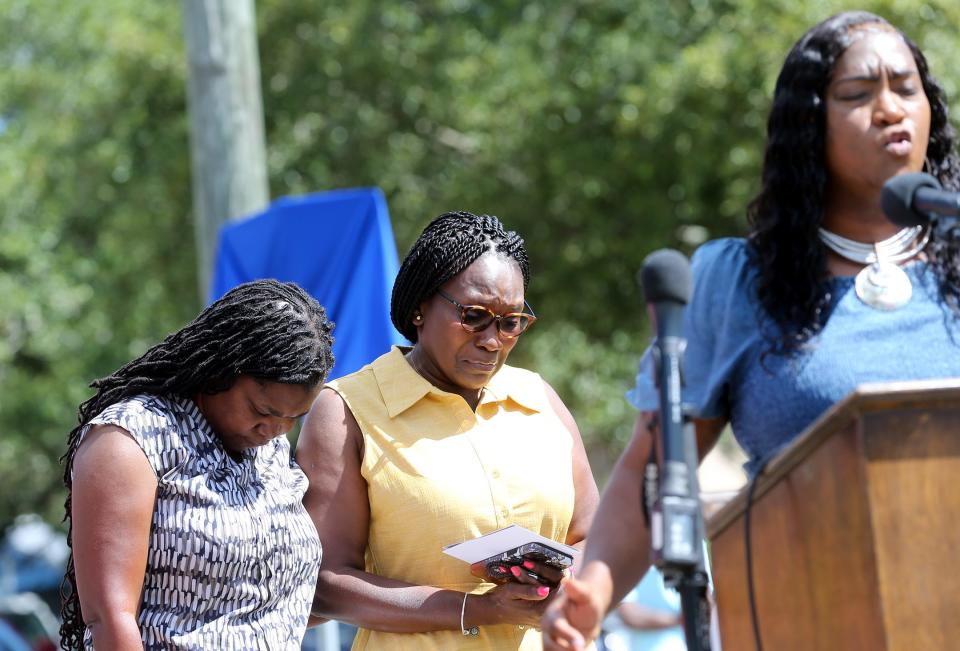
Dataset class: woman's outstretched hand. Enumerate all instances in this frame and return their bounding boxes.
[540,576,605,650]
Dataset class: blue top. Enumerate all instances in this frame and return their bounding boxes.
[628,238,960,476]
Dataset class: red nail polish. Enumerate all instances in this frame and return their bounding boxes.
[510,566,522,577]
[497,565,507,573]
[523,560,535,569]
[537,586,550,597]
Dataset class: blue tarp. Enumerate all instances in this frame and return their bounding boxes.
[210,187,405,381]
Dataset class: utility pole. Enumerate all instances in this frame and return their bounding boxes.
[182,0,269,301]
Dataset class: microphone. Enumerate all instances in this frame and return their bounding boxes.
[881,172,960,227]
[639,249,700,570]
[640,249,691,470]
[639,249,712,651]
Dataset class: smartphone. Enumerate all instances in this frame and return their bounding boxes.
[483,542,573,581]
[511,542,574,569]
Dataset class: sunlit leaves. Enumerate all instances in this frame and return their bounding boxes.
[2,0,958,523]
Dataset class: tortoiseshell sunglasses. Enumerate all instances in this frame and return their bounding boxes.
[435,290,537,338]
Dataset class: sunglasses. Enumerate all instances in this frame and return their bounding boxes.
[435,290,537,338]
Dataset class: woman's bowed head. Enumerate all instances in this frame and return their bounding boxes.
[64,279,334,458]
[61,279,334,649]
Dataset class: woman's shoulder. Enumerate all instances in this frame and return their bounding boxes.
[491,363,544,391]
[88,394,199,452]
[82,395,193,477]
[487,363,551,411]
[688,237,759,309]
[89,394,185,430]
[327,347,400,394]
[495,362,542,381]
[691,237,755,277]
[685,237,766,361]
[326,366,374,396]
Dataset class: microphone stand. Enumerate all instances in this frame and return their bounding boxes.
[667,418,712,651]
[647,344,712,651]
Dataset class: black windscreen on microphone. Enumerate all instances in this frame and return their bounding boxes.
[638,248,691,467]
[881,172,943,227]
[640,249,692,306]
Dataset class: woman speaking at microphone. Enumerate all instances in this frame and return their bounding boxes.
[542,11,960,649]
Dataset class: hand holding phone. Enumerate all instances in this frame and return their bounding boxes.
[444,524,579,586]
[476,542,573,585]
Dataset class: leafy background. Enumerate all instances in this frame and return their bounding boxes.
[2,0,958,529]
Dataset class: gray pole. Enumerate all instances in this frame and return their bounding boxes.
[182,0,269,301]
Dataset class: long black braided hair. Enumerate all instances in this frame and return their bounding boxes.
[59,279,334,650]
[747,11,960,354]
[391,210,530,343]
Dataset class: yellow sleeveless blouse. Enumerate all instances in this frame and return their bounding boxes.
[328,346,577,651]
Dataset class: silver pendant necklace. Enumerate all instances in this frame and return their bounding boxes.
[818,225,930,311]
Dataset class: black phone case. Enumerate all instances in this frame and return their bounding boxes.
[483,542,573,580]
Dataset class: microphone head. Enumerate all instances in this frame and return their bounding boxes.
[639,249,691,305]
[881,172,942,227]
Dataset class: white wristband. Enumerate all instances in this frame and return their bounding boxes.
[461,592,479,636]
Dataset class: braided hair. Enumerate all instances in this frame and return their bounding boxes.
[391,210,530,343]
[747,11,960,354]
[59,279,334,650]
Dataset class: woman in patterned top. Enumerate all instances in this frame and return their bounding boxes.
[60,279,334,650]
[297,211,599,650]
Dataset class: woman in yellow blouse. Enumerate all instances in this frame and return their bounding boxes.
[297,211,599,650]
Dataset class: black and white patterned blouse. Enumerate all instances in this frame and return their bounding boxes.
[78,394,321,650]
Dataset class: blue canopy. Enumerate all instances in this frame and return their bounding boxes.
[210,187,406,381]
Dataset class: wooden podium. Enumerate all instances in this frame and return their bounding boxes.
[706,379,960,651]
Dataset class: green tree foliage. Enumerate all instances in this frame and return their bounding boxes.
[1,0,958,526]
[0,2,196,527]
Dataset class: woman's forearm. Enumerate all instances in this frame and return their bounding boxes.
[87,613,145,651]
[314,566,549,632]
[313,567,465,633]
[577,425,655,613]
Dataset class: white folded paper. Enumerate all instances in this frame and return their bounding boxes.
[442,524,580,564]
